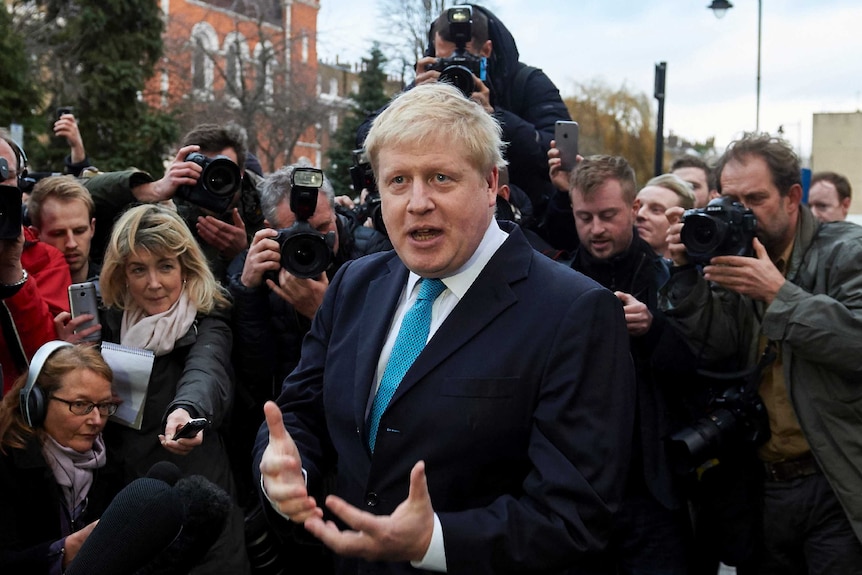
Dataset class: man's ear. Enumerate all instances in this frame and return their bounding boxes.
[478,39,492,58]
[89,217,96,233]
[486,166,499,205]
[787,183,803,211]
[28,225,41,239]
[497,183,510,202]
[632,199,641,217]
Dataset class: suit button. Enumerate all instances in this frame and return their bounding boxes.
[356,426,361,435]
[365,492,378,507]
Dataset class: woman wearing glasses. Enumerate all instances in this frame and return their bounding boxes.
[0,341,122,573]
[98,204,249,574]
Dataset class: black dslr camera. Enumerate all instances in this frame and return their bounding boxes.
[425,6,487,97]
[667,344,776,475]
[269,168,335,280]
[0,158,23,240]
[668,382,771,475]
[348,148,386,236]
[680,195,757,265]
[174,152,242,214]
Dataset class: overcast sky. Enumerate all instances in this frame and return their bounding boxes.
[317,0,862,161]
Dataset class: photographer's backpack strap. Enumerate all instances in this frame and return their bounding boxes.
[509,64,539,116]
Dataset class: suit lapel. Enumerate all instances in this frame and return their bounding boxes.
[353,257,409,428]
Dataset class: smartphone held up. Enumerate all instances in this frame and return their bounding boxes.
[68,282,101,343]
[554,120,580,172]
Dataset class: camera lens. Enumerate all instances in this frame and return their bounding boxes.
[202,160,240,197]
[281,233,332,279]
[681,215,728,255]
[439,65,476,97]
[668,407,737,474]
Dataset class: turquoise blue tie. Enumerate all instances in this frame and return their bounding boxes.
[367,278,447,452]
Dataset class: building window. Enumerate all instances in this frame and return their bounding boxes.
[329,113,338,133]
[329,78,338,96]
[302,37,309,64]
[190,23,217,100]
[255,40,275,100]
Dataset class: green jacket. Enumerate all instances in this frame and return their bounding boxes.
[660,206,862,543]
[84,168,264,281]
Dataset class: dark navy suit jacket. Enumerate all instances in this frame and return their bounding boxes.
[254,224,636,574]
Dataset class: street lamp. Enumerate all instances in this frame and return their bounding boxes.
[709,0,762,132]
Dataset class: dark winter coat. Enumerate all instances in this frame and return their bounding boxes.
[0,436,123,573]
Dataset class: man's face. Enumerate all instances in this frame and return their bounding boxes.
[808,180,849,223]
[377,137,496,278]
[34,197,95,277]
[433,32,492,60]
[672,166,710,208]
[719,155,800,258]
[571,179,636,260]
[635,185,681,256]
[273,191,340,255]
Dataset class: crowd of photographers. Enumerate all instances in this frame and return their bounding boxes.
[1,2,861,574]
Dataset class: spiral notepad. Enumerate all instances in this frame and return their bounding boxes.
[100,342,155,430]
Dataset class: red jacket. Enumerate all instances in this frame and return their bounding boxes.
[1,227,71,394]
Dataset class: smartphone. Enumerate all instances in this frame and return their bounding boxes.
[172,417,211,440]
[555,120,580,172]
[68,282,101,342]
[56,106,74,120]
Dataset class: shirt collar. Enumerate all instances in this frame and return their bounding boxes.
[406,219,509,299]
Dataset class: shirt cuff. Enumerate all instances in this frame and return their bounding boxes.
[48,538,65,575]
[410,512,447,572]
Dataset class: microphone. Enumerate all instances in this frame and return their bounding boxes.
[133,474,233,575]
[144,460,183,486]
[65,477,184,575]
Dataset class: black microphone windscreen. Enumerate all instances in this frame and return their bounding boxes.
[133,474,233,575]
[65,477,184,575]
[145,460,183,486]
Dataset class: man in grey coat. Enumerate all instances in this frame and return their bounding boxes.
[660,133,862,574]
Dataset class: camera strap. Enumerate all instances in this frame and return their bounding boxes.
[695,339,777,397]
[741,340,777,401]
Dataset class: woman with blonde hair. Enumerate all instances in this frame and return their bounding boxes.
[99,204,249,574]
[0,342,122,572]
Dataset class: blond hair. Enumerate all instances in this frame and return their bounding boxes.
[27,175,95,228]
[364,82,506,179]
[100,204,230,313]
[644,173,696,211]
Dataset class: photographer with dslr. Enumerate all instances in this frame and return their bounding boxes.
[226,164,389,517]
[84,123,264,282]
[359,4,569,240]
[661,134,862,573]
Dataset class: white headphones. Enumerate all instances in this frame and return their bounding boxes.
[19,341,74,427]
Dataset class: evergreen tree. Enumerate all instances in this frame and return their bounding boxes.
[15,0,177,174]
[0,5,41,143]
[326,44,392,197]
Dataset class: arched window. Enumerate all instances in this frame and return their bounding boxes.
[254,40,275,101]
[223,32,249,97]
[190,23,218,100]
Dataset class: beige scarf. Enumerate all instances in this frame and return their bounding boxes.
[120,290,197,356]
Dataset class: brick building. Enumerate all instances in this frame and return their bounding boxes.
[147,0,322,172]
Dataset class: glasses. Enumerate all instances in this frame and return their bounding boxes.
[50,397,119,416]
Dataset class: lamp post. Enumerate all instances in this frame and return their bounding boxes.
[708,0,762,132]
